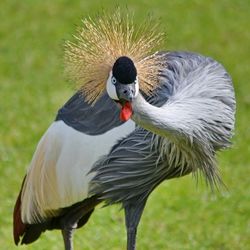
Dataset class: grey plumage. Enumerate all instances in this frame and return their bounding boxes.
[90,128,192,205]
[90,51,235,205]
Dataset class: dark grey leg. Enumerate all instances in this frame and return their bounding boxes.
[62,227,75,250]
[124,199,148,250]
[127,227,137,250]
[59,196,100,250]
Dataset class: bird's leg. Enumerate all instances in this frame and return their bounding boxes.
[62,226,76,250]
[127,227,137,250]
[61,213,78,250]
[60,196,100,250]
[124,199,148,250]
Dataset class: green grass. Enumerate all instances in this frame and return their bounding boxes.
[1,0,250,249]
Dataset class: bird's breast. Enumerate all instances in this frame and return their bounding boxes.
[54,120,136,204]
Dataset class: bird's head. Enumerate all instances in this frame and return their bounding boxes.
[106,56,139,121]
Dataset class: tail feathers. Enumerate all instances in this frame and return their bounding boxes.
[21,224,48,245]
[13,177,26,245]
[13,181,100,245]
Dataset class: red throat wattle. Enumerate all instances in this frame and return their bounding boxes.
[119,102,133,121]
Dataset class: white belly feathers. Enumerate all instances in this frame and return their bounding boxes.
[21,120,135,223]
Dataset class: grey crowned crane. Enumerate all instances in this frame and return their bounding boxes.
[13,10,235,250]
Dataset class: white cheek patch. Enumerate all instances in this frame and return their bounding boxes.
[106,72,119,100]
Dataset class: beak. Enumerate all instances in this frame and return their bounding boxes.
[116,83,136,102]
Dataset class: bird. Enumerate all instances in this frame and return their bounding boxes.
[13,9,236,250]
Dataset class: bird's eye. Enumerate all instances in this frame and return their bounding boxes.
[111,77,117,85]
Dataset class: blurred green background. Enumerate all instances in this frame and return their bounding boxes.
[0,0,249,249]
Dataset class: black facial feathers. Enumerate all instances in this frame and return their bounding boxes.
[112,56,137,84]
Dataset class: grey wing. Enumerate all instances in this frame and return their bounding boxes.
[142,51,235,188]
[56,91,123,135]
[147,50,235,150]
[90,127,192,205]
[147,50,234,107]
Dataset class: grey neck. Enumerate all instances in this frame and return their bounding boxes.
[131,93,176,139]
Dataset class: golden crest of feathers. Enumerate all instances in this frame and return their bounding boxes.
[64,9,166,103]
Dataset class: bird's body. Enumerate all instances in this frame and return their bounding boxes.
[14,51,235,249]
